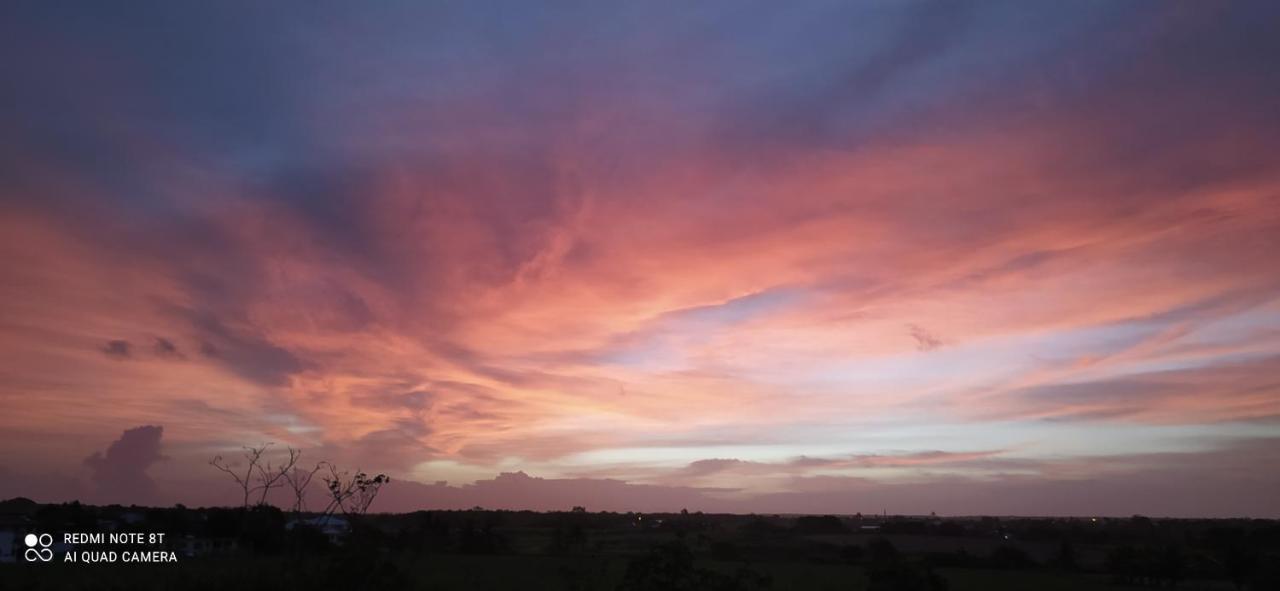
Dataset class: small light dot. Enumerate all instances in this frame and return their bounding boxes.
[24,533,38,547]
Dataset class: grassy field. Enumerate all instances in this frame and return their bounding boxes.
[4,508,1269,590]
[0,553,1241,591]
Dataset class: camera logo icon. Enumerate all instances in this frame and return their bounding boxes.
[24,533,53,562]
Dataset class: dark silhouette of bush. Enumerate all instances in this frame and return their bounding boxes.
[1052,540,1077,571]
[1106,545,1143,585]
[34,500,98,533]
[920,549,978,569]
[241,504,287,553]
[321,537,410,590]
[866,565,949,591]
[618,540,771,591]
[867,537,900,565]
[794,515,849,534]
[710,539,742,561]
[1205,527,1259,589]
[987,544,1036,569]
[549,520,589,554]
[881,519,930,535]
[1105,543,1188,587]
[457,519,510,554]
[1250,556,1280,591]
[618,540,703,591]
[865,537,948,591]
[741,516,788,537]
[395,510,453,552]
[840,543,865,564]
[286,521,334,555]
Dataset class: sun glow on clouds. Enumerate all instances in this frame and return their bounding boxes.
[1,1,1279,514]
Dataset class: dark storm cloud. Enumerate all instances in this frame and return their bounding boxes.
[185,309,306,387]
[83,425,165,505]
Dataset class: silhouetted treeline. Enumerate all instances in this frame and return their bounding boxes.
[4,498,1279,590]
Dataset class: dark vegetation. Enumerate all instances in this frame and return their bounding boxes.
[2,497,1278,590]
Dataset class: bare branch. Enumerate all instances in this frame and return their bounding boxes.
[208,443,274,508]
[253,444,299,505]
[281,449,325,515]
[319,463,390,519]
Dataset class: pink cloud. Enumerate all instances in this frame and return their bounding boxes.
[1,2,1278,516]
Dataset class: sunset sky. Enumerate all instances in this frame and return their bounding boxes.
[2,1,1278,516]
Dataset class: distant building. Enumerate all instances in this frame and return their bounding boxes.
[172,534,239,558]
[0,499,36,564]
[0,529,16,563]
[120,512,145,525]
[286,515,350,545]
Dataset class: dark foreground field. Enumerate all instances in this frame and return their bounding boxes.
[1,500,1276,590]
[0,554,1232,591]
[0,553,1253,591]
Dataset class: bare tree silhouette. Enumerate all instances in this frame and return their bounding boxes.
[319,463,390,518]
[209,443,300,507]
[211,445,390,526]
[253,444,298,506]
[281,448,325,517]
[210,444,269,508]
